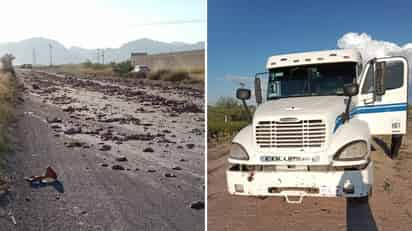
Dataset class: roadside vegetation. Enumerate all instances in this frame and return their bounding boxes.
[208,97,250,144]
[32,61,204,85]
[0,55,17,152]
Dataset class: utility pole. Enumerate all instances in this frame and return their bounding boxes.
[96,49,100,64]
[101,49,105,65]
[32,48,36,66]
[48,43,53,66]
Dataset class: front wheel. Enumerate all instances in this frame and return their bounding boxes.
[348,195,369,204]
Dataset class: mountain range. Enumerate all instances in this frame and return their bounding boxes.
[0,37,204,65]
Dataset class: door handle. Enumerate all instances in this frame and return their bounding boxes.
[363,98,374,105]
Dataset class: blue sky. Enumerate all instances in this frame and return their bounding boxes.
[207,0,412,104]
[0,0,205,48]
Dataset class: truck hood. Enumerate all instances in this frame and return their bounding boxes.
[254,96,346,123]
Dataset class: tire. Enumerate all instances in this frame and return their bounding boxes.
[391,135,403,159]
[348,195,369,204]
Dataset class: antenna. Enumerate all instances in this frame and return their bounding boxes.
[48,43,53,66]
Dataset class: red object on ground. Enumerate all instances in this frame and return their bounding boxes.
[25,166,58,182]
[45,166,58,179]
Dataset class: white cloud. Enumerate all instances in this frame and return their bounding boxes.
[338,32,412,101]
[337,32,412,66]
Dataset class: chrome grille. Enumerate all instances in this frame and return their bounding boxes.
[255,119,326,148]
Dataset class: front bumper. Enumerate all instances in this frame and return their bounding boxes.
[226,162,373,203]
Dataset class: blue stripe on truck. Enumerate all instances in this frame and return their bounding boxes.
[333,103,408,133]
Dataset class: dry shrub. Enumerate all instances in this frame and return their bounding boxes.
[128,72,147,79]
[162,70,190,82]
[147,69,190,82]
[0,73,16,151]
[189,68,204,75]
[148,69,171,80]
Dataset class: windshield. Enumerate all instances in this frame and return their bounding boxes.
[267,62,357,99]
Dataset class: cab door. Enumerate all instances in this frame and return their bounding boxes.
[356,57,408,135]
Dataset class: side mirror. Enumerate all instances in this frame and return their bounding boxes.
[342,83,358,124]
[375,61,386,96]
[343,83,359,96]
[254,77,262,104]
[236,88,252,122]
[236,88,251,100]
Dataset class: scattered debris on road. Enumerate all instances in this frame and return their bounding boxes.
[190,201,204,210]
[24,166,58,184]
[143,147,154,152]
[112,165,125,170]
[8,210,16,225]
[115,156,128,162]
[164,173,176,178]
[99,144,111,151]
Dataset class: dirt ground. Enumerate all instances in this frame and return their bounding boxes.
[0,69,204,230]
[207,124,412,230]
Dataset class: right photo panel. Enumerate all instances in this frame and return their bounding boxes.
[207,0,412,230]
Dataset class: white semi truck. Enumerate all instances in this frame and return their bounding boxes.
[227,49,408,203]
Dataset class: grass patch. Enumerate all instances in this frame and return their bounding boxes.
[208,97,251,143]
[0,72,17,152]
[37,64,114,76]
[147,69,170,80]
[208,120,249,142]
[35,63,204,84]
[162,70,190,82]
[148,68,204,84]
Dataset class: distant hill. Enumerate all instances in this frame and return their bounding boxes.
[0,37,204,65]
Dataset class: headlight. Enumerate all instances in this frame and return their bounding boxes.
[333,140,368,161]
[229,143,249,160]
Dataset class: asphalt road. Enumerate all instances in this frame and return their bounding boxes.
[0,70,204,231]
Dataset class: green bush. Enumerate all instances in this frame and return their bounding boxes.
[207,96,251,142]
[208,120,249,140]
[112,61,133,77]
[82,59,93,68]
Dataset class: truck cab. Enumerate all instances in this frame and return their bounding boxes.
[227,49,408,203]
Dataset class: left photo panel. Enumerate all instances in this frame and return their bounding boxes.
[0,0,205,230]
